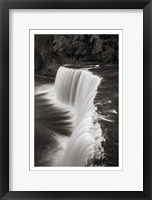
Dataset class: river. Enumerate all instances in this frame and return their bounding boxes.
[35,65,118,167]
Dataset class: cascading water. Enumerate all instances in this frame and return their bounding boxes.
[54,66,104,166]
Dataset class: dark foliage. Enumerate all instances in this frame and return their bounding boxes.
[35,34,118,77]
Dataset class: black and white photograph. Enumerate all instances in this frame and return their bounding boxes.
[34,33,119,167]
[1,1,150,198]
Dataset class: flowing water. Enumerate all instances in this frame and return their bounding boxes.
[35,65,118,166]
[54,67,104,166]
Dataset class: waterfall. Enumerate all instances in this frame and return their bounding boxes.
[54,66,104,166]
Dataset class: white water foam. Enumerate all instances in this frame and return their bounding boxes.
[54,67,104,166]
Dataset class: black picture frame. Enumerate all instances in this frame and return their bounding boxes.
[0,0,152,199]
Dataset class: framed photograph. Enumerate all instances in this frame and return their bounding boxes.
[0,0,152,199]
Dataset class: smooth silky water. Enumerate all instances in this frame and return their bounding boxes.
[35,66,105,166]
